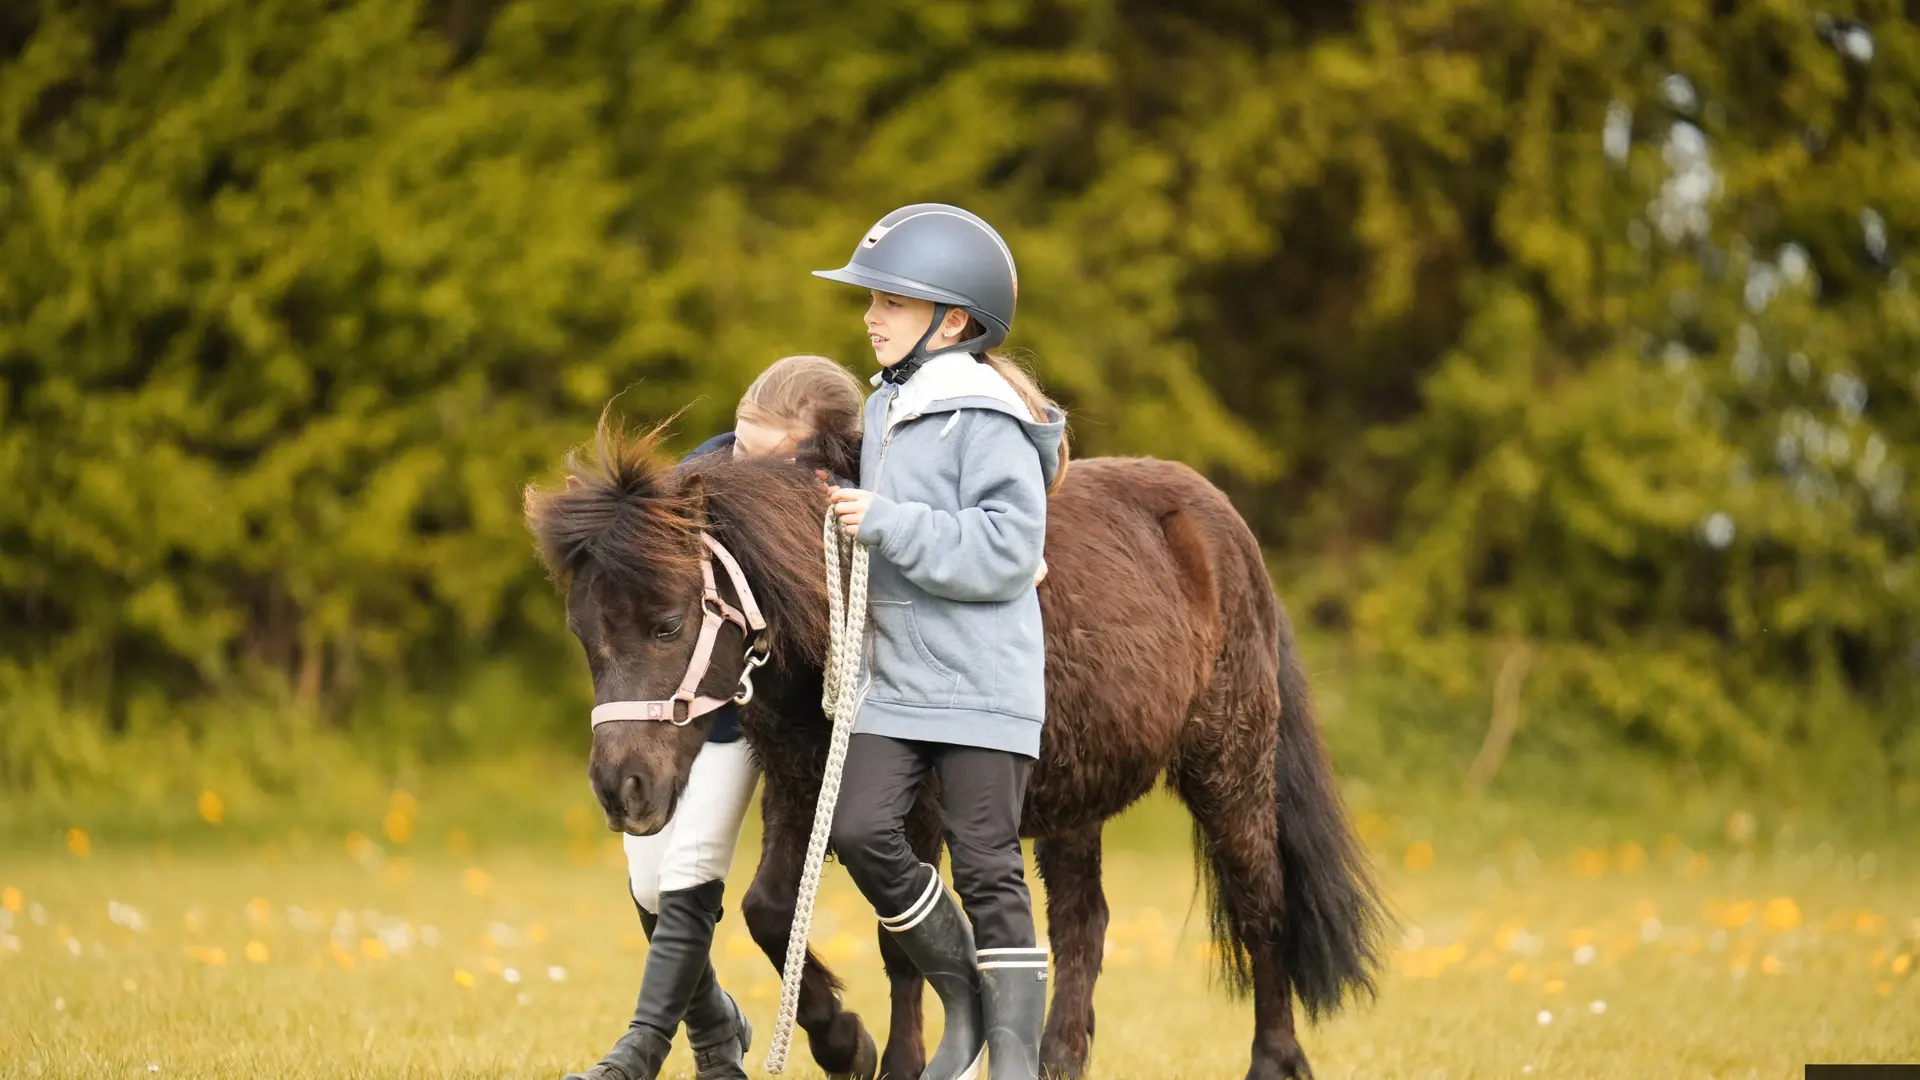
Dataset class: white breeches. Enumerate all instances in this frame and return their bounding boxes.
[623,739,762,914]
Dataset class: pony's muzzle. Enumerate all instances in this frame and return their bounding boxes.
[593,768,672,836]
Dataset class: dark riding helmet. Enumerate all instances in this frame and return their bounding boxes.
[813,204,1018,378]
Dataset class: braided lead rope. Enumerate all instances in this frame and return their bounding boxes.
[822,513,846,716]
[766,511,870,1073]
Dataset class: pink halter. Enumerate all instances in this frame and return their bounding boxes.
[589,533,769,728]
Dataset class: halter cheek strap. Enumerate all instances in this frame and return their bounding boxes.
[589,533,768,728]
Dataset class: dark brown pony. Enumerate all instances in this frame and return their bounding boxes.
[525,417,1390,1080]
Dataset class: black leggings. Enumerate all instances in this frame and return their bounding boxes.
[828,734,1036,950]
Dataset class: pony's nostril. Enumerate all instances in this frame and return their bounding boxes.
[593,767,624,824]
[620,774,644,819]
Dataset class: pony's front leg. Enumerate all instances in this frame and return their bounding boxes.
[741,782,879,1080]
[874,786,943,1078]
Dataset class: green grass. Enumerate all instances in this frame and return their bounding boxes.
[3,790,1917,1079]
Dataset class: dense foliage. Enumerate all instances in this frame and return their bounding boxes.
[3,0,1914,809]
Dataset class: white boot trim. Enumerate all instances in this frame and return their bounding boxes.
[879,870,944,932]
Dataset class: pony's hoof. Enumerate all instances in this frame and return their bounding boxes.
[839,1027,879,1080]
[1041,1025,1092,1080]
[817,1011,879,1080]
[1245,1045,1315,1080]
[879,1039,927,1080]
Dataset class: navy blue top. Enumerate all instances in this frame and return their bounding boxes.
[684,431,744,743]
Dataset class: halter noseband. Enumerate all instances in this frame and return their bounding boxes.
[589,533,769,729]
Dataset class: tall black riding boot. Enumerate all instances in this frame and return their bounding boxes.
[633,899,752,1076]
[881,867,985,1080]
[633,902,753,1080]
[978,947,1049,1080]
[563,880,747,1080]
[679,908,752,1080]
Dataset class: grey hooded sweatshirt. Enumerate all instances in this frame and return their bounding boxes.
[850,353,1066,759]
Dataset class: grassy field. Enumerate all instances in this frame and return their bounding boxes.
[3,788,1917,1080]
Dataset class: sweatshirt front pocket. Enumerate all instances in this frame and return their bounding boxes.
[868,600,960,705]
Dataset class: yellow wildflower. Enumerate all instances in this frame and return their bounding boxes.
[1571,848,1609,879]
[383,811,412,846]
[1616,842,1646,873]
[188,945,228,967]
[1763,898,1802,932]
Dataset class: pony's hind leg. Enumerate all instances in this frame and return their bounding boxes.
[740,782,880,1080]
[1034,825,1106,1080]
[1173,738,1314,1080]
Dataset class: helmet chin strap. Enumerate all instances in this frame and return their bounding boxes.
[880,303,989,386]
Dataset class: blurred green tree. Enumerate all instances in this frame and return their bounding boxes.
[1,0,1912,810]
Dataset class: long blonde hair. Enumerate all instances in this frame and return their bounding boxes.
[736,354,865,439]
[969,322,1070,490]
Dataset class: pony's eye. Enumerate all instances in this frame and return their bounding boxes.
[652,616,686,641]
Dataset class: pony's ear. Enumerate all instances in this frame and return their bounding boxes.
[679,471,709,528]
[565,474,583,491]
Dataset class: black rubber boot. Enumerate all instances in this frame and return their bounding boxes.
[978,947,1049,1080]
[564,881,746,1080]
[881,867,985,1080]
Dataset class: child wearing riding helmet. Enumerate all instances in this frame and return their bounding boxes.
[817,204,1068,1080]
[568,354,866,1080]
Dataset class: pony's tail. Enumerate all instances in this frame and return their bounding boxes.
[1270,607,1393,1021]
